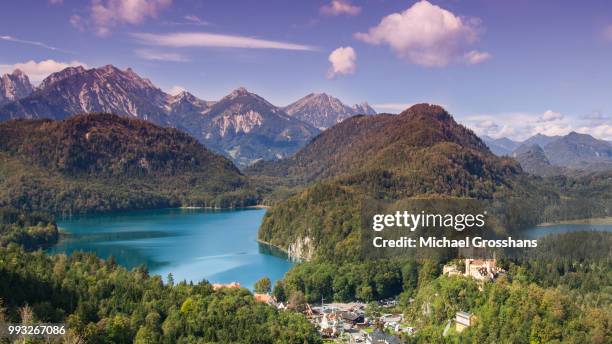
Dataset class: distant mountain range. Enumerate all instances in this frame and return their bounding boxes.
[0,65,373,167]
[481,136,521,156]
[283,92,376,130]
[483,133,612,175]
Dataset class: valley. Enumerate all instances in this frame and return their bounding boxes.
[0,68,610,344]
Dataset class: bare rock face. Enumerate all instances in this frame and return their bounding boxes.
[287,236,314,261]
[0,69,33,106]
[193,87,319,167]
[0,65,171,125]
[283,92,376,130]
[0,66,319,167]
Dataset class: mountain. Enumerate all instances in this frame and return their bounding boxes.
[487,132,612,175]
[0,69,33,106]
[250,104,521,186]
[482,136,520,155]
[283,92,376,129]
[252,104,544,260]
[543,132,612,169]
[352,102,377,115]
[522,133,560,148]
[166,90,212,133]
[511,144,564,176]
[0,66,320,167]
[0,65,172,125]
[187,87,319,167]
[0,113,257,214]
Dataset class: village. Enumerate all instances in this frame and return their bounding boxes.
[213,258,504,343]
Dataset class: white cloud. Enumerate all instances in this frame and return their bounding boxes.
[184,15,209,26]
[463,109,612,141]
[162,15,211,27]
[327,46,356,78]
[134,48,189,62]
[49,0,63,4]
[167,85,186,95]
[354,0,488,67]
[320,0,361,16]
[539,109,563,122]
[0,35,70,53]
[90,0,172,36]
[0,59,88,84]
[464,50,490,64]
[131,32,316,51]
[70,15,85,31]
[576,124,612,141]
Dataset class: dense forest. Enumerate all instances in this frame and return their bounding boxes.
[272,231,611,343]
[0,114,260,215]
[0,245,321,344]
[0,206,58,250]
[0,210,319,343]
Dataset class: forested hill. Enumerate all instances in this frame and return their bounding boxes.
[0,113,259,214]
[255,104,557,260]
[250,103,533,198]
[1,113,240,177]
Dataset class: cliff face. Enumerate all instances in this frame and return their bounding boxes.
[0,69,33,106]
[287,236,315,261]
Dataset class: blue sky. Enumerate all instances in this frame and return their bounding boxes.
[1,0,611,140]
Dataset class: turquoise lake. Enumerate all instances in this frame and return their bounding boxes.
[48,208,612,290]
[48,208,293,290]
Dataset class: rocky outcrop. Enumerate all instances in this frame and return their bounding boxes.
[0,69,33,106]
[286,236,314,261]
[283,92,376,129]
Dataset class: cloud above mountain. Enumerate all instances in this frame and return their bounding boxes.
[320,0,361,16]
[131,32,315,51]
[466,109,612,141]
[327,46,356,78]
[0,59,87,84]
[90,0,173,36]
[0,35,69,52]
[354,0,488,67]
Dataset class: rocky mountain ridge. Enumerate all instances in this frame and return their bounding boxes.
[0,69,33,106]
[0,65,339,166]
[283,92,376,129]
[484,132,612,175]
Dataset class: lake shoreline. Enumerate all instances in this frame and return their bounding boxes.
[180,204,270,209]
[50,207,292,287]
[257,239,304,263]
[537,216,612,227]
